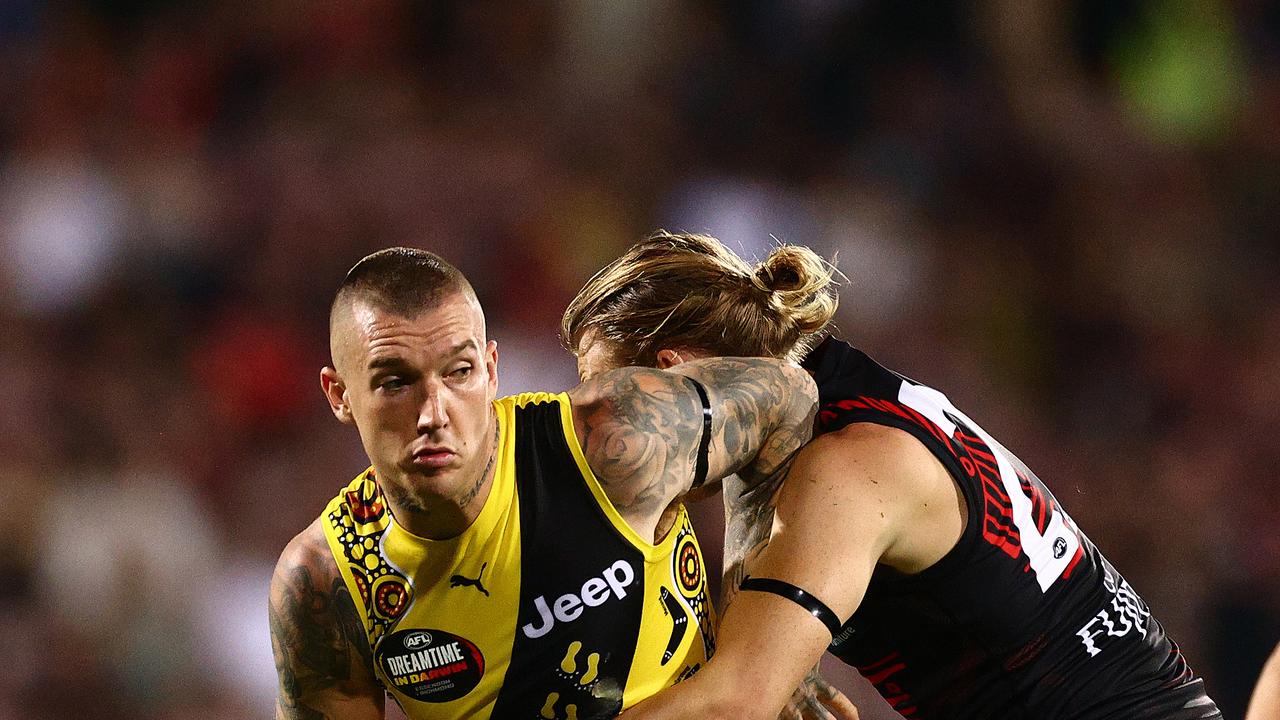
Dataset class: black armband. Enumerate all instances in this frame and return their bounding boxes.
[684,376,713,490]
[739,576,843,637]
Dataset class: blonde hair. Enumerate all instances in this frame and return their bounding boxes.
[562,231,838,365]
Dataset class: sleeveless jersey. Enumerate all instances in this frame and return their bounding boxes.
[803,339,1221,720]
[320,392,715,720]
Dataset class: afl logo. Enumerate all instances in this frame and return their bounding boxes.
[674,534,703,599]
[1053,537,1068,559]
[377,628,485,703]
[404,631,433,649]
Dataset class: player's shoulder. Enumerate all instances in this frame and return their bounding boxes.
[810,420,931,457]
[799,421,943,489]
[272,517,338,587]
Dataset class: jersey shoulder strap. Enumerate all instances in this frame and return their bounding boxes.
[320,469,412,650]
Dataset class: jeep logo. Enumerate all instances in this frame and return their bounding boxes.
[521,559,635,639]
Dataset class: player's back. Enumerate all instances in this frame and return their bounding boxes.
[804,338,1221,720]
[321,392,715,719]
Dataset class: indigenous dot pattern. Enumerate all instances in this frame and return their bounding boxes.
[325,469,412,647]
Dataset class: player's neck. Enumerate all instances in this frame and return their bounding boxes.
[392,415,500,540]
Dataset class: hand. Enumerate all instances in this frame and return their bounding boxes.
[779,667,859,720]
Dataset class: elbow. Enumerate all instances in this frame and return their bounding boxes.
[780,364,819,429]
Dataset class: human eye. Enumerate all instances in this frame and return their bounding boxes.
[377,375,409,392]
[448,364,474,381]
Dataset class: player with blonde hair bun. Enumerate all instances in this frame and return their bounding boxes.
[565,231,1222,720]
[565,231,858,718]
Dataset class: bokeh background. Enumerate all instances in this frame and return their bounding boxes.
[2,1,1278,718]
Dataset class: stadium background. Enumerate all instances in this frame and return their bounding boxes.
[1,1,1277,718]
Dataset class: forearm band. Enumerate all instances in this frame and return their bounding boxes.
[684,376,713,490]
[739,576,843,636]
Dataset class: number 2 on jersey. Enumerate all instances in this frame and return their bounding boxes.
[898,382,1081,592]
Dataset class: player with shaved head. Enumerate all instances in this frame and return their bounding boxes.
[269,247,822,720]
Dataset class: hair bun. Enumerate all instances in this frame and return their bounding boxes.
[754,253,803,293]
[751,245,840,335]
[562,230,838,365]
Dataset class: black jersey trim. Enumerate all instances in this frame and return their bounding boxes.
[493,399,641,717]
[740,576,843,636]
[685,377,713,490]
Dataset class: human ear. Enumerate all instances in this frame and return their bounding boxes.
[320,367,354,424]
[485,340,499,393]
[655,349,687,369]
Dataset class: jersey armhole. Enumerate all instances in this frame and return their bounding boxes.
[830,415,984,577]
[887,417,983,579]
[556,393,682,562]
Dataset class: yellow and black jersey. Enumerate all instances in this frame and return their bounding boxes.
[320,392,715,720]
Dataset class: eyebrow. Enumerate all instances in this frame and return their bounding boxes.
[367,356,410,372]
[365,339,480,371]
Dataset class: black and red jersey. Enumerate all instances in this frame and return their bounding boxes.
[802,338,1221,720]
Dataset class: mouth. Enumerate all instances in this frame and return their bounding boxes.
[408,445,457,470]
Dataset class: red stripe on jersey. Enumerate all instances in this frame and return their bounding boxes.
[1062,543,1085,579]
[883,693,913,707]
[822,396,1043,561]
[858,650,902,673]
[865,661,909,685]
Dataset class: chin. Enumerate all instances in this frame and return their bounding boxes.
[405,465,467,496]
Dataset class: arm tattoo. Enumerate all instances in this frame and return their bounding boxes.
[333,580,374,674]
[719,472,783,611]
[573,358,815,523]
[788,665,847,717]
[575,368,700,519]
[270,550,377,719]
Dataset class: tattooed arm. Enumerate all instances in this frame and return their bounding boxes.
[269,519,384,720]
[720,473,775,611]
[567,357,816,540]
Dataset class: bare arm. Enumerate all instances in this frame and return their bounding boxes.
[719,474,859,720]
[624,424,957,720]
[269,520,385,720]
[1247,641,1280,720]
[568,357,816,537]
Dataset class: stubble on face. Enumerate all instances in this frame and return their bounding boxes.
[330,291,500,537]
[383,482,429,515]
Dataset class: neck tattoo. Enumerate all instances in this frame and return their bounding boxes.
[459,416,500,509]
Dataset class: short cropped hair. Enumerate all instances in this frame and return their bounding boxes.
[330,247,477,335]
[562,231,838,366]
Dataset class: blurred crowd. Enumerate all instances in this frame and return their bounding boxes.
[1,1,1278,718]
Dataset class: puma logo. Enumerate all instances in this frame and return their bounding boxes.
[449,562,490,597]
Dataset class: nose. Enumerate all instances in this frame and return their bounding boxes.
[417,380,448,434]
